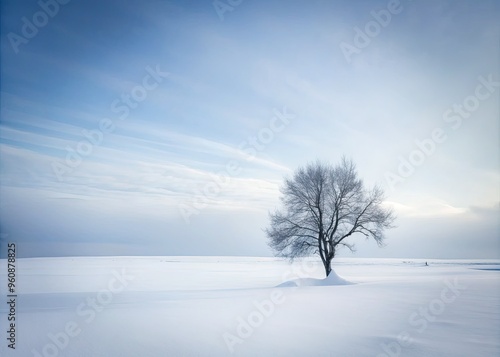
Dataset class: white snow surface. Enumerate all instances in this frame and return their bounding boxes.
[276,266,352,287]
[1,256,499,356]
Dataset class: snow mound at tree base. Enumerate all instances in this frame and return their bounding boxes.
[276,268,353,287]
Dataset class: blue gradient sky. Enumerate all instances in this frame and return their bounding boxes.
[1,0,499,258]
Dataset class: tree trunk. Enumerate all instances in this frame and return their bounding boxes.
[324,258,331,277]
[323,247,336,277]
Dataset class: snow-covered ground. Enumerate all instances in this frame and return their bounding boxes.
[1,256,499,356]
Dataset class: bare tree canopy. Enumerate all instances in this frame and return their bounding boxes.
[266,157,395,277]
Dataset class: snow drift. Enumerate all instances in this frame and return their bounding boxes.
[276,267,352,287]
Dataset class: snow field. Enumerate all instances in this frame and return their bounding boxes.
[0,256,499,356]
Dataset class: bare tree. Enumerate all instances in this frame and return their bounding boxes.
[266,157,395,277]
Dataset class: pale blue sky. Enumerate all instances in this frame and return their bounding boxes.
[1,0,499,258]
